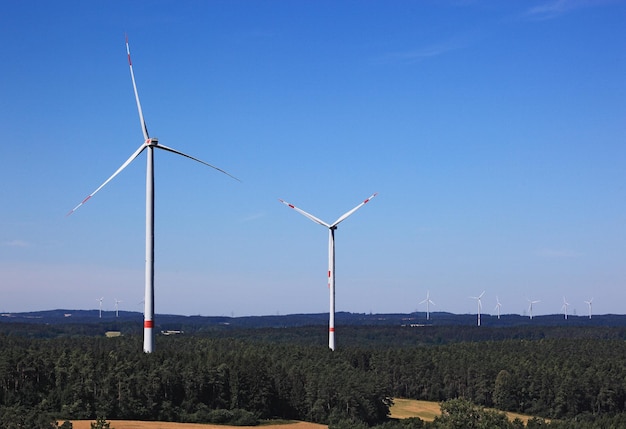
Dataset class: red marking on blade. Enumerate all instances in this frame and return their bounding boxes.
[144,320,154,328]
[128,54,132,66]
[288,204,295,208]
[328,270,331,277]
[329,327,335,332]
[82,196,91,204]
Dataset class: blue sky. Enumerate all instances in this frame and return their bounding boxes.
[1,0,625,318]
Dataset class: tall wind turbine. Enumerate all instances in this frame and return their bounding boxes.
[419,290,435,321]
[68,37,238,353]
[97,297,104,318]
[279,193,377,351]
[584,298,593,319]
[527,299,540,319]
[494,296,502,320]
[561,296,570,320]
[470,291,485,326]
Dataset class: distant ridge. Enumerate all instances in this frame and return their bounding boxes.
[2,309,626,329]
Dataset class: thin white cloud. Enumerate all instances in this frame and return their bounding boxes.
[239,212,265,223]
[3,239,30,248]
[524,0,614,21]
[379,40,465,64]
[536,248,582,259]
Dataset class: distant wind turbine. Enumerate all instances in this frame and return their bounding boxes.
[561,296,570,320]
[527,299,540,320]
[584,298,593,319]
[470,291,485,326]
[494,296,502,320]
[419,290,435,321]
[279,193,377,351]
[114,299,122,318]
[68,36,239,353]
[97,297,104,318]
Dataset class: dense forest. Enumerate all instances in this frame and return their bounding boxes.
[1,320,626,428]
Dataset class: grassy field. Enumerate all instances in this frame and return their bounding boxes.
[70,420,327,429]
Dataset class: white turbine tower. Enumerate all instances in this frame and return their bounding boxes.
[470,291,485,326]
[279,193,377,351]
[68,37,238,353]
[527,299,540,319]
[114,299,122,318]
[494,296,502,320]
[562,296,570,320]
[419,291,435,321]
[584,298,593,319]
[97,297,104,318]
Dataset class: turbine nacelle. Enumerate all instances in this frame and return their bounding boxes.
[147,137,159,146]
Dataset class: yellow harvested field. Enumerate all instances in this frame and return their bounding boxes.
[390,398,441,421]
[390,398,543,424]
[70,421,327,429]
[71,400,543,428]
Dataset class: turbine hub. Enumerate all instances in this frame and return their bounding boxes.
[147,137,159,146]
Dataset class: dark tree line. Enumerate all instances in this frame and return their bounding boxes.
[1,325,626,427]
[371,338,626,419]
[0,335,389,426]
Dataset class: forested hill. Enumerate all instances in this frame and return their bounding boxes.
[3,310,626,428]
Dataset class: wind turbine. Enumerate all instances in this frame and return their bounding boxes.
[561,296,570,320]
[279,193,377,351]
[419,290,435,321]
[469,291,485,326]
[527,299,540,319]
[584,298,593,319]
[494,296,502,320]
[97,297,104,318]
[114,299,122,318]
[68,37,238,353]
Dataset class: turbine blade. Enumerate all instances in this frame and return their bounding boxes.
[67,144,146,215]
[126,35,149,141]
[478,290,486,299]
[332,192,377,227]
[278,199,330,228]
[155,144,240,182]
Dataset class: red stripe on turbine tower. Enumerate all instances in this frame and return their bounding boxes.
[144,320,154,328]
